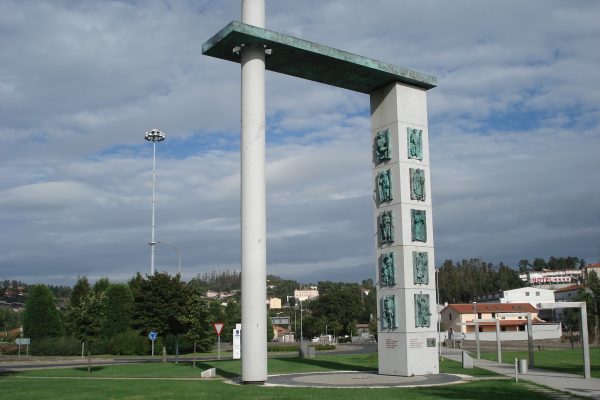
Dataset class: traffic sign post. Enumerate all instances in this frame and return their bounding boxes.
[148,331,158,357]
[233,324,241,360]
[212,322,224,360]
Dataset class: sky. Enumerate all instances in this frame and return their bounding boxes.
[1,0,599,286]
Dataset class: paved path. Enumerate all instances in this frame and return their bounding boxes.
[442,348,600,399]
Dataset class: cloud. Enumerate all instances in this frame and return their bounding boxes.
[0,1,599,286]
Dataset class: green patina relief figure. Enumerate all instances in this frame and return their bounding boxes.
[410,168,425,201]
[380,252,395,286]
[413,251,429,285]
[411,209,427,242]
[375,129,391,163]
[382,295,396,329]
[407,128,423,161]
[415,293,431,328]
[379,210,394,245]
[377,169,393,203]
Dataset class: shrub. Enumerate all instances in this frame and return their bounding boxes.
[111,330,148,355]
[315,344,336,351]
[31,336,81,356]
[268,343,299,352]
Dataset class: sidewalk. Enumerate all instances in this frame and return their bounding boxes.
[442,348,600,399]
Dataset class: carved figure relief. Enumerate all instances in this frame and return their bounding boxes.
[375,129,391,163]
[377,169,393,203]
[382,295,396,329]
[407,128,423,161]
[410,168,425,201]
[379,210,394,245]
[414,293,431,328]
[413,251,429,285]
[411,209,427,242]
[380,252,395,286]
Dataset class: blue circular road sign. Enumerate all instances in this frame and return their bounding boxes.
[148,330,158,341]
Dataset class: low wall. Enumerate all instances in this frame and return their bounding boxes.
[463,323,561,341]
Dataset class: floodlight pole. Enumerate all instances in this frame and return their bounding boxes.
[145,129,165,275]
[240,0,267,384]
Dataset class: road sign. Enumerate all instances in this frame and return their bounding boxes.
[15,338,30,345]
[212,322,225,336]
[233,324,241,359]
[148,330,158,341]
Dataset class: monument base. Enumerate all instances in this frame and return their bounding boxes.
[378,332,439,376]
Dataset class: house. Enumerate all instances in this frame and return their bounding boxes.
[474,287,555,307]
[585,263,600,279]
[440,303,561,341]
[268,297,281,309]
[554,284,585,302]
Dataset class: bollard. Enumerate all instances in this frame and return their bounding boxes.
[518,358,528,374]
[514,358,519,383]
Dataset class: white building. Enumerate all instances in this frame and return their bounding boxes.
[440,303,561,341]
[518,269,582,288]
[294,287,319,302]
[474,287,555,307]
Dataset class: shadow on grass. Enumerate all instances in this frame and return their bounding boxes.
[0,370,18,377]
[275,356,377,372]
[73,366,107,373]
[184,361,239,379]
[415,381,551,400]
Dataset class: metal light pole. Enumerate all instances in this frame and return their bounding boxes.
[300,300,304,343]
[473,301,480,359]
[435,268,441,356]
[145,128,165,276]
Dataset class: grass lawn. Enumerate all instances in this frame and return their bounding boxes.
[0,354,559,400]
[479,346,600,378]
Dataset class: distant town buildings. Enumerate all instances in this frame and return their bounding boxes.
[294,287,319,302]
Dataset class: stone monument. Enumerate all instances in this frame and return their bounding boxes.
[372,84,438,376]
[203,1,438,381]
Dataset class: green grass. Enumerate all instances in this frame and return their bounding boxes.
[13,353,497,379]
[479,347,600,378]
[0,377,555,400]
[0,354,556,400]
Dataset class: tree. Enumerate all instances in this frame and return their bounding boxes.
[178,293,210,367]
[311,282,365,336]
[71,291,107,374]
[93,278,110,294]
[132,272,191,361]
[518,259,530,273]
[220,300,241,343]
[70,276,91,309]
[23,285,63,341]
[128,272,143,298]
[103,284,133,338]
[532,258,546,271]
[586,271,600,344]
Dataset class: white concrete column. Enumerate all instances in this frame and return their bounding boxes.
[240,0,267,384]
[242,0,265,27]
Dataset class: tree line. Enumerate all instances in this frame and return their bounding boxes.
[18,272,244,357]
[437,258,525,304]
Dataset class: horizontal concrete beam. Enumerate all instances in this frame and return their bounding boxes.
[203,21,437,93]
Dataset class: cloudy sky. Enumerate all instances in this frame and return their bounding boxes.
[1,0,599,286]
